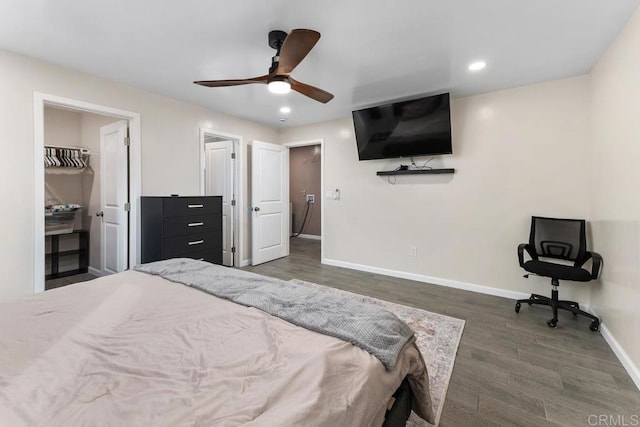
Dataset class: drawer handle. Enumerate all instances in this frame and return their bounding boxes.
[188,240,204,246]
[188,222,204,227]
[188,204,204,208]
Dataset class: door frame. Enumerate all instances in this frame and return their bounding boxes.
[282,139,325,263]
[33,92,142,294]
[199,128,243,268]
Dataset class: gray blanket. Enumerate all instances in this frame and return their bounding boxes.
[134,258,415,371]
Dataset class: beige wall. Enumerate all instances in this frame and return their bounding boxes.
[588,7,640,376]
[290,145,322,236]
[0,47,278,300]
[280,76,592,303]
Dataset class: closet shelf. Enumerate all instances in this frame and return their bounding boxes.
[45,249,85,258]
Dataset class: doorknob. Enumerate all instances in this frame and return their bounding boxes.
[254,207,260,212]
[96,211,104,217]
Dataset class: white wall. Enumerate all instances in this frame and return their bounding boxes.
[0,47,278,300]
[280,76,592,303]
[589,7,640,378]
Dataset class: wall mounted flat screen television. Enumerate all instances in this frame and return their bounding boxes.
[352,93,452,161]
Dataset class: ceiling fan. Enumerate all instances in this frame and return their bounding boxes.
[194,29,334,104]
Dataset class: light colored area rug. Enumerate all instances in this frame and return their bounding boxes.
[290,279,465,427]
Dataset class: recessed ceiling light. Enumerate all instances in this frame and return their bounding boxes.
[468,61,487,71]
[280,106,291,114]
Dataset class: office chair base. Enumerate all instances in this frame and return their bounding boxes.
[515,293,600,331]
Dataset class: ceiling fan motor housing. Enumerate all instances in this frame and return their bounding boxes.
[268,30,288,51]
[268,30,288,73]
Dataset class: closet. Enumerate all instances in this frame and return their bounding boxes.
[43,106,122,288]
[45,146,90,280]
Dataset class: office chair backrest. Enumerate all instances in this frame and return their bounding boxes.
[529,216,586,262]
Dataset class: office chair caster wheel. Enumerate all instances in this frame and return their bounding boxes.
[589,320,600,332]
[546,319,558,328]
[515,303,521,313]
[527,300,533,306]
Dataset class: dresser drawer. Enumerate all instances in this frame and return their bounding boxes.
[163,214,221,237]
[163,197,221,217]
[163,232,221,258]
[180,249,223,265]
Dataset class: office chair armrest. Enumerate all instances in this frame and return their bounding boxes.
[588,251,603,279]
[518,243,536,267]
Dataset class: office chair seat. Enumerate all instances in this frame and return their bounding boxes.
[523,260,592,282]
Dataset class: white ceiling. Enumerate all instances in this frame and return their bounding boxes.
[1,1,638,128]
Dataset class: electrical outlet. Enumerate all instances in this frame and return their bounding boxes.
[306,194,315,204]
[409,246,417,256]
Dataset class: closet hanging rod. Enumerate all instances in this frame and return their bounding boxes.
[44,145,90,153]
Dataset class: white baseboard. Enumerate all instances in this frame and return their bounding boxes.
[88,267,105,277]
[584,307,640,391]
[322,258,530,300]
[295,234,321,241]
[240,259,251,267]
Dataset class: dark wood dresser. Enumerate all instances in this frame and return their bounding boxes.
[140,196,222,265]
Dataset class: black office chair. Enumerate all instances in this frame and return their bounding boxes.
[515,216,602,331]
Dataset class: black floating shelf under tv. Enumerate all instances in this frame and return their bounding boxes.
[376,168,455,176]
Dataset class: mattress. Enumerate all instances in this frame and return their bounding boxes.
[0,270,432,426]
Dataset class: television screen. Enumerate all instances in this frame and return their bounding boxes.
[352,93,452,161]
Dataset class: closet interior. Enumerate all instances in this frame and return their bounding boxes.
[43,106,120,289]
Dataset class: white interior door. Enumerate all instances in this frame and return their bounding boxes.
[100,120,129,274]
[251,140,289,265]
[205,140,234,266]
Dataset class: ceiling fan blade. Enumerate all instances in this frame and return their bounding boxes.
[194,74,271,87]
[277,29,321,75]
[290,78,334,103]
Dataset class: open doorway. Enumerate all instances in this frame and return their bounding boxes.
[43,106,129,289]
[200,129,243,267]
[34,93,141,294]
[284,139,325,261]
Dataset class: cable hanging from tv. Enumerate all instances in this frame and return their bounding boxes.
[409,156,435,170]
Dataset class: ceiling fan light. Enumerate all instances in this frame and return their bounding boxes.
[468,61,487,71]
[268,79,291,94]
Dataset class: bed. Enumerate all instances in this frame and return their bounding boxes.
[0,259,434,426]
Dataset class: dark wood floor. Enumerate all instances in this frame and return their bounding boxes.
[244,238,640,427]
